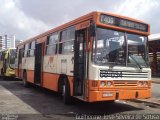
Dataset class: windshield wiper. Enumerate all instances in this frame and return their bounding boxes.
[129,55,142,69]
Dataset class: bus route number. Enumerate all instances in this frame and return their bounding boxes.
[100,70,122,78]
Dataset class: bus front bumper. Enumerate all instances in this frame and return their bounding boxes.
[88,89,151,102]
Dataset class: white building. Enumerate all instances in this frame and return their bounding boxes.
[0,35,16,50]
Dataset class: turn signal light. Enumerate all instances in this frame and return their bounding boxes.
[138,81,149,87]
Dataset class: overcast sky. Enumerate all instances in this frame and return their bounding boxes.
[0,0,159,40]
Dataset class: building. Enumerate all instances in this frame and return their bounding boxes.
[148,33,160,76]
[0,36,2,50]
[0,35,16,50]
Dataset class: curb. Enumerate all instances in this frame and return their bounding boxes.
[151,80,160,84]
[130,99,160,107]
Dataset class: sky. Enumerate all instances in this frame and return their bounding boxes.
[0,0,159,40]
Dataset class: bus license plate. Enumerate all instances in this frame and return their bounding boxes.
[103,92,113,97]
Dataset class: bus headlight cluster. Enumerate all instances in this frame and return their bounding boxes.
[107,81,112,86]
[100,81,112,87]
[138,81,148,87]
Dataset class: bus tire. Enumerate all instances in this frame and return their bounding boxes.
[23,71,30,87]
[62,77,73,105]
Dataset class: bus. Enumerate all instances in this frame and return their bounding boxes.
[15,11,151,104]
[0,48,16,78]
[148,33,160,76]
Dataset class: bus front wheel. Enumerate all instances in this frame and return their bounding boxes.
[62,77,73,105]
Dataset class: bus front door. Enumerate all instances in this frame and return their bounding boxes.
[73,30,87,97]
[34,43,43,85]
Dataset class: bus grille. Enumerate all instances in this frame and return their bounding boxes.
[122,71,148,78]
[114,80,137,87]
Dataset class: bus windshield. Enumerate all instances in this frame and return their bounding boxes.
[9,49,16,69]
[92,27,149,68]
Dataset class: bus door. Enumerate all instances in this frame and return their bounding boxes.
[18,49,23,78]
[73,29,87,97]
[34,43,43,85]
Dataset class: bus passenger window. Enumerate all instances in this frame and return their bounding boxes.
[46,32,59,55]
[30,41,35,57]
[62,41,74,54]
[24,43,29,57]
[60,26,75,54]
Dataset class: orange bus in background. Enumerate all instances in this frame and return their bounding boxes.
[15,11,151,104]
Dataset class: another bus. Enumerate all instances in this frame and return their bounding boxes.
[148,33,160,76]
[15,11,151,104]
[0,48,16,78]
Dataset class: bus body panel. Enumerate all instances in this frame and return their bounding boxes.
[43,72,59,91]
[56,54,74,76]
[88,88,151,102]
[26,70,34,83]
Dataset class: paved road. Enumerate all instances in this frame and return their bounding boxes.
[0,79,160,120]
[152,83,160,100]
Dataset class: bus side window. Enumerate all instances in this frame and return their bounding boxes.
[24,43,29,57]
[59,26,75,54]
[30,41,35,57]
[46,32,59,55]
[27,42,31,57]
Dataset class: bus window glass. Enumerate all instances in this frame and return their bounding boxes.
[30,41,35,57]
[127,33,148,67]
[62,41,74,54]
[93,27,149,68]
[46,32,59,55]
[9,49,16,69]
[24,43,29,57]
[61,27,75,54]
[61,27,75,42]
[49,33,58,44]
[93,28,125,65]
[47,45,57,55]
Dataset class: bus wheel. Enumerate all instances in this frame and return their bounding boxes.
[62,77,72,105]
[23,72,30,87]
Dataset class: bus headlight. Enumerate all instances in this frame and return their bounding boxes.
[100,81,106,87]
[107,81,112,87]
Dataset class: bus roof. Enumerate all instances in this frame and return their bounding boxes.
[149,33,160,41]
[17,11,150,47]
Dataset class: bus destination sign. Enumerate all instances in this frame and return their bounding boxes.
[100,14,148,32]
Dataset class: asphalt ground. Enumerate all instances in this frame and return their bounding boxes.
[0,78,160,120]
[152,77,160,84]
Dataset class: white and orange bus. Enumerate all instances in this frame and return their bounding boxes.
[15,11,151,104]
